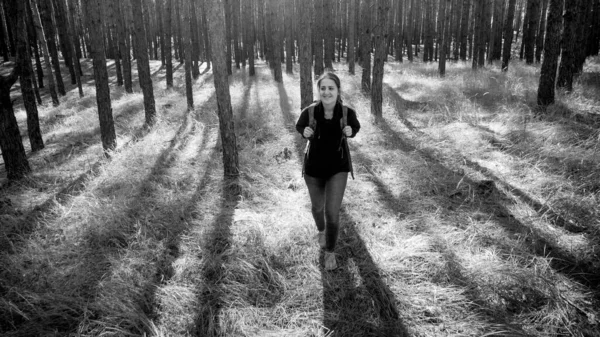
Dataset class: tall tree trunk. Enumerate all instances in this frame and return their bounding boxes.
[65,0,83,97]
[395,0,404,62]
[285,0,293,74]
[439,0,450,76]
[52,0,76,85]
[405,0,414,62]
[360,0,372,92]
[132,0,157,125]
[348,0,357,73]
[182,0,193,110]
[488,0,502,63]
[206,0,239,178]
[243,0,255,76]
[537,0,563,107]
[501,0,517,71]
[534,0,549,63]
[371,0,390,118]
[314,0,324,76]
[15,0,43,152]
[270,0,282,82]
[37,0,66,96]
[556,0,578,91]
[114,0,133,93]
[84,0,116,155]
[107,0,123,87]
[232,0,241,69]
[26,2,45,89]
[190,0,200,78]
[0,69,31,180]
[323,0,334,69]
[471,0,481,68]
[30,0,59,105]
[0,6,8,62]
[165,0,174,88]
[225,0,233,74]
[201,0,211,70]
[299,0,313,108]
[524,0,540,64]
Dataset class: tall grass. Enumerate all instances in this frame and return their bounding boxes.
[1,56,599,336]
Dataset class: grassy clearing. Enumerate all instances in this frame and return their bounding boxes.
[1,56,599,336]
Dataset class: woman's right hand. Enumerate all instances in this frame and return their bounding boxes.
[303,127,314,138]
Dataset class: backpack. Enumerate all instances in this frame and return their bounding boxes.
[302,101,354,179]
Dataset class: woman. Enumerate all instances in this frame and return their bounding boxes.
[295,72,361,270]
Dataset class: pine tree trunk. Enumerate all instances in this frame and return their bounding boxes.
[52,0,76,85]
[534,0,548,63]
[201,0,211,70]
[314,0,324,76]
[524,0,540,64]
[232,0,241,69]
[270,0,282,82]
[190,0,200,78]
[371,0,390,118]
[439,0,450,76]
[556,0,578,91]
[84,0,116,155]
[395,0,403,62]
[107,0,123,87]
[360,0,372,92]
[0,69,31,180]
[225,0,233,74]
[30,0,59,105]
[405,0,414,62]
[165,0,174,88]
[14,0,44,152]
[182,0,193,110]
[131,0,157,125]
[299,0,313,108]
[323,0,334,69]
[206,0,239,178]
[285,0,293,74]
[65,0,83,97]
[243,0,255,76]
[537,0,563,107]
[37,0,66,96]
[114,0,132,93]
[501,0,517,71]
[348,0,357,73]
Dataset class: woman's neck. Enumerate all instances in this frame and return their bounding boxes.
[323,102,335,115]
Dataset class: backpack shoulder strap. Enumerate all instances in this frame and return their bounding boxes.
[340,105,348,129]
[307,101,319,130]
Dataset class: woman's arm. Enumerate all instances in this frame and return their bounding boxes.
[347,108,361,138]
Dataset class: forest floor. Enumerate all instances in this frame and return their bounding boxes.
[1,56,600,337]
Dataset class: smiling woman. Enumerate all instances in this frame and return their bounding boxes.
[295,72,361,271]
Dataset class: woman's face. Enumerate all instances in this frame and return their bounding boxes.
[319,78,339,106]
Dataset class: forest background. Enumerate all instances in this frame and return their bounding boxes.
[1,0,600,336]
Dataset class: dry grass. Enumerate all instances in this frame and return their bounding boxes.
[1,55,599,337]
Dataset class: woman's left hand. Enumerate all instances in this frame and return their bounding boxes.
[343,126,352,137]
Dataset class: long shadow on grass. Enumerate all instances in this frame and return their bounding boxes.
[276,82,307,164]
[320,208,409,337]
[382,90,600,292]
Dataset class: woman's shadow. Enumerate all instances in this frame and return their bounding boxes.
[320,208,409,337]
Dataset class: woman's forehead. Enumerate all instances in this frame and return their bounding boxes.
[319,78,337,87]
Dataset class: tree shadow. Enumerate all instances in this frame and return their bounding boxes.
[276,82,306,163]
[320,208,410,337]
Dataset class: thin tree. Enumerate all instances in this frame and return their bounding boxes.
[405,0,414,62]
[232,0,241,69]
[348,0,357,73]
[439,0,451,77]
[52,0,76,85]
[299,0,313,108]
[285,0,293,74]
[84,0,116,155]
[131,0,157,125]
[206,0,239,178]
[182,0,193,110]
[114,0,133,93]
[394,0,404,62]
[556,0,578,91]
[534,0,549,63]
[14,0,43,152]
[243,0,255,76]
[501,0,517,71]
[30,0,59,105]
[165,0,174,88]
[537,0,564,107]
[523,0,541,64]
[314,0,325,76]
[360,0,372,92]
[371,0,390,118]
[37,0,66,96]
[270,0,283,82]
[323,0,334,69]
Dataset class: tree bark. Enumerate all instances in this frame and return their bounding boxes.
[323,0,334,69]
[206,0,239,178]
[360,0,372,92]
[537,0,563,107]
[314,0,324,76]
[270,0,283,82]
[371,0,390,118]
[348,0,357,73]
[182,0,193,110]
[556,0,578,91]
[114,0,133,93]
[299,0,313,108]
[534,0,549,63]
[165,0,174,88]
[243,0,255,76]
[232,0,241,69]
[405,0,414,62]
[52,0,76,85]
[523,0,540,64]
[84,0,116,155]
[37,0,66,96]
[13,0,44,152]
[501,0,517,71]
[439,0,450,77]
[0,68,31,180]
[285,0,293,74]
[30,0,59,105]
[131,0,157,125]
